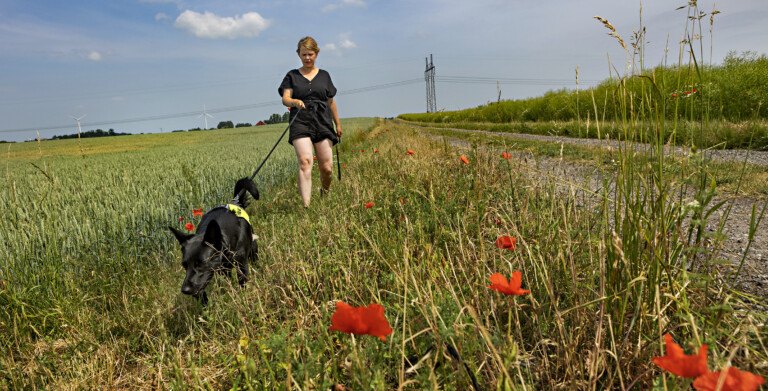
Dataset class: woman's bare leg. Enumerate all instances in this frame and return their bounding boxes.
[293,137,314,207]
[314,139,334,192]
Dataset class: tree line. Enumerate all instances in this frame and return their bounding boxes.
[52,128,130,140]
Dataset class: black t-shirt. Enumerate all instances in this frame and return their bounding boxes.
[279,69,338,144]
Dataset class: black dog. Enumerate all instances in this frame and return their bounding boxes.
[169,177,259,304]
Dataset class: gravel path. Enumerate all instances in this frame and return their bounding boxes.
[396,121,768,167]
[394,120,768,302]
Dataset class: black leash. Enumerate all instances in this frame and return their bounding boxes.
[233,106,344,202]
[231,108,301,205]
[248,107,302,182]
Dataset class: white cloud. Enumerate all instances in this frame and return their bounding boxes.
[322,0,366,12]
[174,10,271,39]
[155,12,169,21]
[88,51,103,61]
[322,34,357,55]
[340,38,357,49]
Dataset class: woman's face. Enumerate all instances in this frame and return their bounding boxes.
[298,47,317,69]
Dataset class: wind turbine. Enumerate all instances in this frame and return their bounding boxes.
[70,114,87,137]
[198,105,214,129]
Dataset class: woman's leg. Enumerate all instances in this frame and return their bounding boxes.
[293,137,314,207]
[314,139,334,192]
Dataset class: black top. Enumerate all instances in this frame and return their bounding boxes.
[279,69,338,144]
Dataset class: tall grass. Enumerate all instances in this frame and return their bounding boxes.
[399,51,768,150]
[1,4,767,390]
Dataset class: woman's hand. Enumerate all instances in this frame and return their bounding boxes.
[336,125,342,138]
[294,100,306,109]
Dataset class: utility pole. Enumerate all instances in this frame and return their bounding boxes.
[425,54,436,113]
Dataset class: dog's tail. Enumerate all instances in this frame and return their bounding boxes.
[233,177,260,208]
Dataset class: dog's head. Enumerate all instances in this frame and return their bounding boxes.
[169,220,226,297]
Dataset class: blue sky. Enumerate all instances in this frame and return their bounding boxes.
[1,0,766,141]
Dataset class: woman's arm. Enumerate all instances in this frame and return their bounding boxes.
[282,89,305,109]
[328,97,341,137]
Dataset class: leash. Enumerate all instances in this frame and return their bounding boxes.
[248,107,302,182]
[231,108,302,205]
[233,105,344,202]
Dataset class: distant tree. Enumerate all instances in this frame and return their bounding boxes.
[264,113,283,124]
[235,122,252,128]
[51,128,129,140]
[282,112,290,122]
[217,121,234,129]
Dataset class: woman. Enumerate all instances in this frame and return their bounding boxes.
[279,36,342,208]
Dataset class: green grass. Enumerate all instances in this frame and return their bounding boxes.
[3,4,768,389]
[396,118,768,151]
[409,125,768,198]
[399,51,768,151]
[1,117,766,389]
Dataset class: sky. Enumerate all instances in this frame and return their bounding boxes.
[1,0,766,142]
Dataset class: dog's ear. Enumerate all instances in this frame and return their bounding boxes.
[235,177,260,203]
[169,226,193,245]
[203,220,223,250]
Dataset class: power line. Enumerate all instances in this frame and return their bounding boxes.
[436,75,601,85]
[1,75,599,135]
[0,78,423,134]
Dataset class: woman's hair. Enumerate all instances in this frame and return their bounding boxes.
[296,36,320,54]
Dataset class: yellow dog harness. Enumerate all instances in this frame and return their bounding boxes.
[226,204,250,222]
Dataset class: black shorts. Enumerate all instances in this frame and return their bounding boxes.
[286,103,339,146]
[288,125,339,145]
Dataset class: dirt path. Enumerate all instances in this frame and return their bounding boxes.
[395,120,768,167]
[394,120,768,301]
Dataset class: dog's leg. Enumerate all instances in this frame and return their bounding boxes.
[250,234,259,264]
[236,249,250,287]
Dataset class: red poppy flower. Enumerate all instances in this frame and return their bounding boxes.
[407,150,414,155]
[399,198,407,204]
[692,367,764,391]
[386,128,389,131]
[495,219,502,226]
[653,334,709,378]
[328,302,393,341]
[185,223,195,231]
[361,149,365,152]
[692,88,698,93]
[313,157,317,160]
[495,236,516,250]
[179,216,184,221]
[488,272,530,295]
[193,208,203,217]
[685,91,691,95]
[374,149,378,153]
[365,202,373,208]
[460,155,469,164]
[342,164,347,167]
[672,93,677,98]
